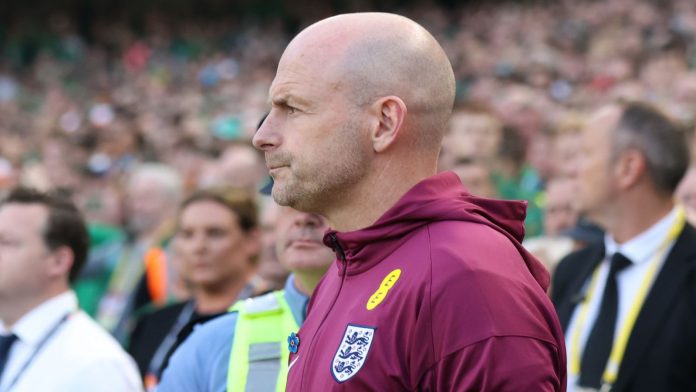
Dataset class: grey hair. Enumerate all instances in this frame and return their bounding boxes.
[612,102,689,194]
[128,163,184,201]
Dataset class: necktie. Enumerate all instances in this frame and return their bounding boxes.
[579,252,632,388]
[0,333,18,380]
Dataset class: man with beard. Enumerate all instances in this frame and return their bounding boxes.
[252,12,565,391]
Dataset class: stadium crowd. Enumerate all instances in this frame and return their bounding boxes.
[2,0,696,390]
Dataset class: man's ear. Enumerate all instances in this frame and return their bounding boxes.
[370,96,407,153]
[48,246,74,280]
[615,149,647,190]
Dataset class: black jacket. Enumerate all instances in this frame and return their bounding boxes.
[552,224,696,392]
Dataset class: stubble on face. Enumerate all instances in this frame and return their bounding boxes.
[270,114,371,214]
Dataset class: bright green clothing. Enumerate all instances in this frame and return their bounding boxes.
[492,166,545,238]
[73,223,126,317]
[227,291,299,392]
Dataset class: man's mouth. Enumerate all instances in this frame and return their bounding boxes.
[288,238,323,248]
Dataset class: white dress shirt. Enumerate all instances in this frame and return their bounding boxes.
[0,291,142,392]
[565,207,681,392]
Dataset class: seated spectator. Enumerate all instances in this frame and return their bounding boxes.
[0,187,142,391]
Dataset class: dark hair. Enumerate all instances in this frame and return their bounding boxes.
[2,187,89,283]
[178,187,260,265]
[613,102,689,194]
[498,124,527,167]
[179,187,259,234]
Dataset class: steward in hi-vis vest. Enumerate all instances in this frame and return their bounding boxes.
[227,291,298,392]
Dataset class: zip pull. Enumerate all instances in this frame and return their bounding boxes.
[328,233,347,262]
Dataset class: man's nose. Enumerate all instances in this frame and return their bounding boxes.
[190,234,208,254]
[253,115,280,152]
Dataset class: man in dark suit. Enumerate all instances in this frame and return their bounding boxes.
[552,101,695,392]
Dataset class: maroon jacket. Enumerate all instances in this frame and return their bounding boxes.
[286,172,566,391]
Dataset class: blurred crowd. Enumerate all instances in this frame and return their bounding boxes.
[2,0,696,386]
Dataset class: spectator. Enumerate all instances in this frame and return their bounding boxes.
[128,186,263,390]
[551,114,585,178]
[524,176,579,276]
[0,187,142,391]
[450,157,497,198]
[544,177,579,237]
[255,192,290,290]
[197,143,267,194]
[95,163,184,343]
[4,1,696,264]
[494,124,545,237]
[440,103,503,168]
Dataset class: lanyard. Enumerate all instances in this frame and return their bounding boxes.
[569,208,685,389]
[144,301,196,391]
[1,312,73,392]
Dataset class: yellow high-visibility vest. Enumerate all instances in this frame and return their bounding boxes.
[227,290,298,392]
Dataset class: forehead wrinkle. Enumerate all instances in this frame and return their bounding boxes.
[270,68,343,111]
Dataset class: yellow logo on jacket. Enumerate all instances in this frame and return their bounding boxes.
[366,269,401,310]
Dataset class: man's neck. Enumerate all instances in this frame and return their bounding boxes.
[608,197,675,244]
[326,161,436,232]
[0,288,68,330]
[293,271,325,296]
[194,276,251,315]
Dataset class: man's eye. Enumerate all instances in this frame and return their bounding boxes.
[208,228,227,237]
[287,106,297,114]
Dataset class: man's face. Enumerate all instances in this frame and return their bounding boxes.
[253,47,371,213]
[0,204,52,303]
[452,163,495,198]
[174,200,257,290]
[544,179,578,236]
[218,145,266,191]
[126,178,175,236]
[274,207,334,275]
[443,112,502,161]
[571,108,619,222]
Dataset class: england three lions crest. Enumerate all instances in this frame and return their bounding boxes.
[331,324,376,383]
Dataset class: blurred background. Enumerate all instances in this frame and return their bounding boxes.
[2,0,696,352]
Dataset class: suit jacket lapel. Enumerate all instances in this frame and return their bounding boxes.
[613,225,696,391]
[557,245,605,331]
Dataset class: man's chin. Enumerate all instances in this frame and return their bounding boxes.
[272,186,310,210]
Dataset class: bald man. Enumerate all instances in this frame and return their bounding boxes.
[254,13,566,391]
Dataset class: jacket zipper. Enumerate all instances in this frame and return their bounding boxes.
[299,233,348,390]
